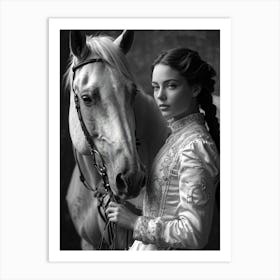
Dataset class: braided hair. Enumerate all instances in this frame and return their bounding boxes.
[152,48,220,151]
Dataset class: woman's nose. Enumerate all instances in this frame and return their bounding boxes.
[157,88,167,100]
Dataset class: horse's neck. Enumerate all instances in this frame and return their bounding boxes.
[134,91,170,170]
[76,153,103,189]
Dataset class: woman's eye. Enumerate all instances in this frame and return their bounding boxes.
[167,83,177,89]
[152,85,159,91]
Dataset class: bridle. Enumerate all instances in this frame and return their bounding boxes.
[72,58,113,197]
[72,58,111,189]
[71,58,130,249]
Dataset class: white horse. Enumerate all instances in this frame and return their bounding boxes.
[64,30,169,249]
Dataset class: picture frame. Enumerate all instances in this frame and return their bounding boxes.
[0,0,279,279]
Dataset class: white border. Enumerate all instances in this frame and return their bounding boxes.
[49,18,231,262]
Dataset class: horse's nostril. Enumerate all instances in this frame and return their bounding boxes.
[143,176,146,187]
[140,175,146,188]
[116,173,128,192]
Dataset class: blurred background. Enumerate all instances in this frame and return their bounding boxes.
[60,30,220,250]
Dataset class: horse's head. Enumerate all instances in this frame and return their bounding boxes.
[65,30,146,199]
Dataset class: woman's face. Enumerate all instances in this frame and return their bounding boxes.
[152,64,197,119]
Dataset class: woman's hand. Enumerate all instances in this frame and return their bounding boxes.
[105,201,139,230]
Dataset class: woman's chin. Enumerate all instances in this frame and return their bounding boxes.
[161,111,172,119]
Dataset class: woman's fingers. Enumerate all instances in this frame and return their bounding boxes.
[106,205,118,215]
[106,212,116,221]
[105,207,113,214]
[108,201,118,207]
[104,202,137,229]
[106,209,121,223]
[106,202,122,213]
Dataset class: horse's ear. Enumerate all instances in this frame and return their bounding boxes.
[114,30,134,54]
[69,30,89,59]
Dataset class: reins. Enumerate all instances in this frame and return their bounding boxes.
[71,58,128,250]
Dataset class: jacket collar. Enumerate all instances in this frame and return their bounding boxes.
[167,112,205,133]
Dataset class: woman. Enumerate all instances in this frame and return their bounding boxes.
[106,48,220,250]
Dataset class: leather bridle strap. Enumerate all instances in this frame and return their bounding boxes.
[72,58,104,74]
[72,58,111,192]
[72,58,103,153]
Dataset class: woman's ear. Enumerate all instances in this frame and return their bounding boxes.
[114,30,134,54]
[192,85,202,97]
[69,30,89,59]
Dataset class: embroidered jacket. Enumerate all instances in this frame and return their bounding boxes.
[130,113,220,250]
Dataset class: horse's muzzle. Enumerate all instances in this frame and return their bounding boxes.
[115,170,146,199]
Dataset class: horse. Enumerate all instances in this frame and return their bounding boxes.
[64,30,170,250]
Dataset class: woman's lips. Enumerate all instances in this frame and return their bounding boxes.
[159,104,170,111]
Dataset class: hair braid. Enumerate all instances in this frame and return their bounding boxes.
[194,64,220,152]
[197,86,220,151]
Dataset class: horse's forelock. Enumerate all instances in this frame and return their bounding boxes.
[87,35,135,84]
[63,34,136,95]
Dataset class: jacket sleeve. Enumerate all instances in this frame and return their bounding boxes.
[133,139,219,249]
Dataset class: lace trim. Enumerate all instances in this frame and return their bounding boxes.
[133,216,164,244]
[168,113,205,133]
[145,143,177,217]
[133,216,157,243]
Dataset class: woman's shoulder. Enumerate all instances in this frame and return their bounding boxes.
[181,122,216,147]
[178,126,220,177]
[178,125,219,165]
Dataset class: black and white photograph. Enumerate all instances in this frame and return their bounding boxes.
[60,29,221,251]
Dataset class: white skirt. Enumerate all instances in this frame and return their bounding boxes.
[129,240,158,250]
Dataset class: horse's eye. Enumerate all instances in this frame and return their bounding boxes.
[81,88,100,106]
[81,95,92,105]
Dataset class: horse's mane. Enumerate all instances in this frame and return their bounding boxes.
[63,34,136,93]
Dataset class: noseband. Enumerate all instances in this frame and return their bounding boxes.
[72,58,128,249]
